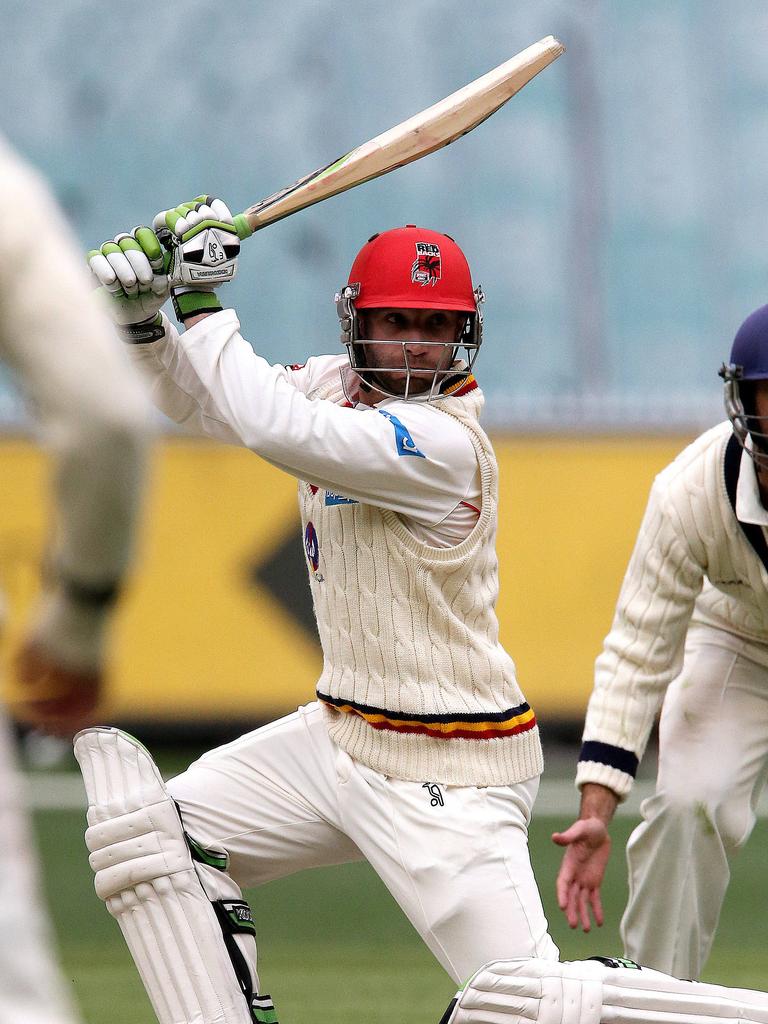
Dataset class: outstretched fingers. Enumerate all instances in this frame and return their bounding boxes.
[552,817,611,932]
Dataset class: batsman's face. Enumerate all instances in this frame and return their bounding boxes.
[358,308,464,395]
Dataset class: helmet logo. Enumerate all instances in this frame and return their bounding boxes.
[411,241,441,287]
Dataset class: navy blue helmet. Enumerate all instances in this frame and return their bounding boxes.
[719,304,768,462]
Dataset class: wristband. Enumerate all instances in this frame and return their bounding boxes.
[172,290,224,322]
[60,575,121,609]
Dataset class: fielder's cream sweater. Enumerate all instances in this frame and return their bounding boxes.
[299,377,543,787]
[578,420,768,797]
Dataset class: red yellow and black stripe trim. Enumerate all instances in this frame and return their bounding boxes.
[318,691,536,741]
[441,373,478,398]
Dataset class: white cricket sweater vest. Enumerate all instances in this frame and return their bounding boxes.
[298,377,543,787]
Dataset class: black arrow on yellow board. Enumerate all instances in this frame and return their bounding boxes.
[247,525,318,640]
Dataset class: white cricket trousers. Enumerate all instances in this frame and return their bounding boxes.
[0,712,81,1024]
[621,623,768,979]
[167,701,559,984]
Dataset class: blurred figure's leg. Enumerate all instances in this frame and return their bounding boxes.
[0,714,81,1024]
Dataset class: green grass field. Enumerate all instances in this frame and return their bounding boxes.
[33,802,768,1024]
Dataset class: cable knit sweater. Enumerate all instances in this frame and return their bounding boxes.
[299,374,543,787]
[127,313,542,786]
[577,420,768,797]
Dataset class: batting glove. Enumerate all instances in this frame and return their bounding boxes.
[152,195,251,322]
[88,227,169,342]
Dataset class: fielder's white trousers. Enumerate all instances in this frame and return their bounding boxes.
[621,623,768,979]
[167,701,559,984]
[0,713,81,1024]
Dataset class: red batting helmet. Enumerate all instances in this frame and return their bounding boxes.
[335,226,484,402]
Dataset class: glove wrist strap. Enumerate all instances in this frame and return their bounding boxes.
[117,314,166,344]
[172,290,223,322]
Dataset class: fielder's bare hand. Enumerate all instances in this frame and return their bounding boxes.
[551,781,619,931]
[9,588,110,737]
[13,641,101,737]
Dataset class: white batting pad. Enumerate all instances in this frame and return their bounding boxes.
[442,957,768,1024]
[74,727,263,1024]
[440,958,600,1024]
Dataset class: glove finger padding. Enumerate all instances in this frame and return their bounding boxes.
[154,194,234,237]
[116,237,156,289]
[130,225,166,266]
[130,228,171,296]
[96,241,138,294]
[209,197,234,223]
[153,194,241,294]
[87,250,119,291]
[87,227,170,327]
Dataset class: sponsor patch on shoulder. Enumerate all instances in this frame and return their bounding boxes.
[377,409,426,458]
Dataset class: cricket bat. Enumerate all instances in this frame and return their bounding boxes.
[236,35,564,237]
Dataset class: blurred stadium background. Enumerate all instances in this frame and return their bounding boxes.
[3,1,768,1019]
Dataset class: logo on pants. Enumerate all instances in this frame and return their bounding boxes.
[422,782,444,807]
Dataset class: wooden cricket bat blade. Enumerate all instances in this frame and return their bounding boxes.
[239,35,564,235]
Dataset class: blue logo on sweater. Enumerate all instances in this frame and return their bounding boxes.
[324,491,358,506]
[377,410,426,458]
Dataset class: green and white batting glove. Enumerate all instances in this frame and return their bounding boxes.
[87,227,170,343]
[152,195,251,322]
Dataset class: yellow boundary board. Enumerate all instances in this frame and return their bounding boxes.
[0,433,695,723]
